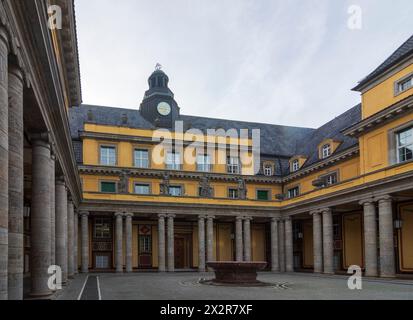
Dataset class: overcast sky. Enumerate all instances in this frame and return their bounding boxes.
[75,0,413,129]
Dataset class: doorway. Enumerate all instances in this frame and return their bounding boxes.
[174,234,192,269]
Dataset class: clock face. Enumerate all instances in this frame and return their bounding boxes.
[157,102,171,116]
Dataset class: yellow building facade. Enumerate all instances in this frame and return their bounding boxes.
[70,35,413,277]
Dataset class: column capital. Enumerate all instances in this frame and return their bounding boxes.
[206,215,215,220]
[114,212,124,217]
[271,217,279,223]
[79,211,89,217]
[321,208,332,215]
[198,214,206,220]
[158,213,166,219]
[243,216,253,221]
[284,216,292,222]
[359,198,375,206]
[56,176,66,186]
[235,216,243,222]
[167,214,176,219]
[375,194,392,203]
[309,209,321,216]
[30,132,51,147]
[125,212,133,218]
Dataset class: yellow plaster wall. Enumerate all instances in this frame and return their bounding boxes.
[362,62,413,119]
[359,113,413,174]
[343,213,364,269]
[251,224,266,261]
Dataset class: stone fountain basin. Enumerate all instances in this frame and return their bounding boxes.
[206,261,267,285]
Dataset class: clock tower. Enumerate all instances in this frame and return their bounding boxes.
[139,66,180,128]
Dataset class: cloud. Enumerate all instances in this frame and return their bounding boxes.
[75,0,413,128]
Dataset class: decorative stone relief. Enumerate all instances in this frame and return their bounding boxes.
[199,175,213,198]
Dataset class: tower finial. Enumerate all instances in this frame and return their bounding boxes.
[155,63,162,71]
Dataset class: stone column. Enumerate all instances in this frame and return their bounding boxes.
[125,213,133,273]
[235,217,243,262]
[74,211,78,274]
[0,26,9,301]
[7,65,24,300]
[67,198,74,278]
[49,153,56,266]
[322,208,334,274]
[55,178,68,284]
[311,211,323,273]
[167,214,175,272]
[270,218,279,272]
[80,211,89,273]
[278,219,285,272]
[285,217,294,272]
[30,137,52,297]
[158,214,166,272]
[243,217,252,262]
[198,215,206,272]
[115,212,123,273]
[360,199,378,277]
[377,196,396,277]
[206,216,214,264]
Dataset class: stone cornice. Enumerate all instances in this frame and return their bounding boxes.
[282,146,360,183]
[342,94,413,138]
[78,165,282,184]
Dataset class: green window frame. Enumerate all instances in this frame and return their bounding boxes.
[100,181,117,193]
[257,190,270,201]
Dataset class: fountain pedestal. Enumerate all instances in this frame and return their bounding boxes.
[206,262,267,285]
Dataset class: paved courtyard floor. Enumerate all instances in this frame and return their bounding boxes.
[57,272,413,300]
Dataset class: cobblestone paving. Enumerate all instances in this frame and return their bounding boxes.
[57,272,413,300]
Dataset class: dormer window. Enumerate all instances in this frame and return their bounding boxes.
[292,159,299,172]
[263,164,273,176]
[322,144,331,159]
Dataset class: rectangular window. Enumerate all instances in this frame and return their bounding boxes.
[324,172,338,186]
[100,181,116,193]
[287,186,300,199]
[139,235,152,254]
[228,188,239,199]
[168,186,182,196]
[292,160,299,172]
[134,183,150,195]
[322,144,331,159]
[257,190,270,201]
[396,75,413,94]
[397,127,413,163]
[227,157,240,174]
[94,218,111,239]
[134,149,149,168]
[264,165,273,176]
[197,154,211,172]
[100,146,116,166]
[166,152,181,170]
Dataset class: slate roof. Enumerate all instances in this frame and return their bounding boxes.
[295,104,361,169]
[354,35,413,90]
[69,103,362,175]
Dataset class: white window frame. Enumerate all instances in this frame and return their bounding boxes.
[292,159,299,172]
[227,157,240,174]
[395,74,413,95]
[168,186,182,197]
[325,173,338,186]
[287,186,300,199]
[100,146,116,166]
[264,165,273,176]
[196,154,211,172]
[322,144,331,159]
[166,152,181,170]
[134,183,151,195]
[134,149,149,168]
[228,188,239,199]
[396,127,413,163]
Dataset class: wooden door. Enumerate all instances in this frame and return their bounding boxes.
[174,236,185,269]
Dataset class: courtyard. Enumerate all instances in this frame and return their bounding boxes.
[57,272,413,300]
